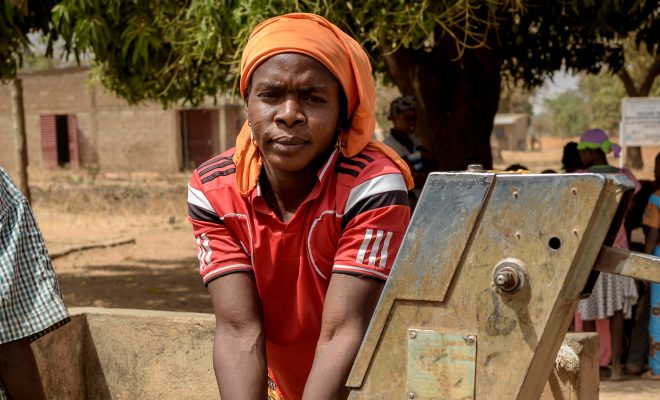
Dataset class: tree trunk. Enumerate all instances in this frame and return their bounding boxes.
[617,55,660,170]
[382,33,501,171]
[11,78,31,203]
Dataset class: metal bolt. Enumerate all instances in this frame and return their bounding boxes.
[467,164,484,172]
[513,191,519,198]
[409,330,417,339]
[515,232,521,239]
[407,392,416,399]
[465,335,477,345]
[492,260,526,295]
[494,267,519,292]
[571,188,577,195]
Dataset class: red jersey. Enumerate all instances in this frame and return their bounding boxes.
[187,147,410,399]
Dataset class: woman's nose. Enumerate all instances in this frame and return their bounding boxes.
[275,98,306,127]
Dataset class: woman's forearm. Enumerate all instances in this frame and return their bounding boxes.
[213,325,267,400]
[302,331,364,400]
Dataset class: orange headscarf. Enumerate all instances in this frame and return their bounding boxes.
[232,13,414,196]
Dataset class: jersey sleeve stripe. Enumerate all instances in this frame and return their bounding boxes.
[203,264,254,285]
[356,228,374,263]
[341,190,409,229]
[354,153,375,162]
[202,168,237,183]
[379,231,393,268]
[336,166,359,177]
[188,184,215,212]
[367,230,384,266]
[339,157,366,169]
[332,264,389,280]
[189,203,224,224]
[198,159,235,177]
[345,173,407,215]
[197,154,233,170]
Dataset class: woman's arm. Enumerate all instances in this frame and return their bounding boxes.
[302,274,383,400]
[208,272,267,400]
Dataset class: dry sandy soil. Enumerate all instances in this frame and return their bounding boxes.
[30,135,660,398]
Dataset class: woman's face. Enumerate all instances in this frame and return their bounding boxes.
[246,53,341,175]
[578,148,597,167]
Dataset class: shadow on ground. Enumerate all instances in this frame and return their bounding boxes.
[58,258,213,314]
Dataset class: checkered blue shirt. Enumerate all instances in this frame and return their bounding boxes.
[0,168,69,398]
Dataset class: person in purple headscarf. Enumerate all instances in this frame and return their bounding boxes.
[576,128,640,380]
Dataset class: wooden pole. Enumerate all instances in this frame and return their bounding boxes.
[11,78,31,203]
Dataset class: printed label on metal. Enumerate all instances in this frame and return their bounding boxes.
[407,330,476,400]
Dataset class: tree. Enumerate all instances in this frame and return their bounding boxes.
[578,37,660,165]
[543,90,589,137]
[0,0,62,201]
[20,1,660,170]
[618,36,660,169]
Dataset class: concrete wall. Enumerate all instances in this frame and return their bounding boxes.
[31,307,598,399]
[0,68,245,177]
[32,308,217,400]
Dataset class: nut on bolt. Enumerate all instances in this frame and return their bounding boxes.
[407,391,416,399]
[492,259,527,294]
[409,329,417,339]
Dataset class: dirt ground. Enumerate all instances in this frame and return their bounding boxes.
[31,135,660,398]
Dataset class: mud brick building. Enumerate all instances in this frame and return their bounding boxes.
[0,66,244,177]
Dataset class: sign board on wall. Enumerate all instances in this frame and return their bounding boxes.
[621,97,660,146]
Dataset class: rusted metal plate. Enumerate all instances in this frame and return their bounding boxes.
[406,330,476,400]
[348,173,635,400]
[594,246,660,283]
[348,173,493,389]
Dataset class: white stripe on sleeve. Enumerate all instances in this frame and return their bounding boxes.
[345,174,406,215]
[356,229,373,264]
[188,184,215,213]
[379,231,393,268]
[368,230,384,266]
[202,233,212,266]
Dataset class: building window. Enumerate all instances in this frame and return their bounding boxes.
[40,114,79,169]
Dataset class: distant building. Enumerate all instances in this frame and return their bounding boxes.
[0,67,245,178]
[491,113,528,151]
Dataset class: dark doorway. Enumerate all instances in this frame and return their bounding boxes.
[181,110,215,169]
[40,114,79,170]
[55,115,70,166]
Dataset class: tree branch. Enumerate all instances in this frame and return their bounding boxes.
[617,67,639,97]
[639,54,660,97]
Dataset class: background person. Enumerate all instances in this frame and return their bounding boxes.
[575,129,639,380]
[188,13,413,400]
[0,167,70,400]
[561,141,584,173]
[640,168,660,379]
[624,152,660,375]
[383,95,436,206]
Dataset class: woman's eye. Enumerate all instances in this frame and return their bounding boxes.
[259,91,279,98]
[305,96,325,102]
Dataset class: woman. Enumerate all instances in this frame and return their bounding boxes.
[187,13,413,400]
[576,129,639,380]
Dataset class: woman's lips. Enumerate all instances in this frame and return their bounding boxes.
[270,136,307,153]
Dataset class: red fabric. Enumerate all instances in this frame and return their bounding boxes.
[574,312,612,366]
[188,148,410,399]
